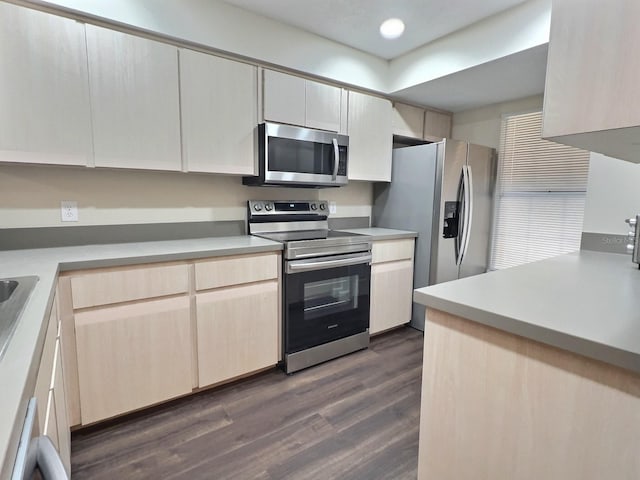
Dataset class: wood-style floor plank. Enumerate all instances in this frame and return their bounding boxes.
[71,326,423,479]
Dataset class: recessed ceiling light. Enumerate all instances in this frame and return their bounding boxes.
[379,18,405,40]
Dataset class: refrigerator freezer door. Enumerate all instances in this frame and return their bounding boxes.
[430,139,468,285]
[459,143,496,278]
[372,143,438,330]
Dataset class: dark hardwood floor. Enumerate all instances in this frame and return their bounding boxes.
[70,326,424,479]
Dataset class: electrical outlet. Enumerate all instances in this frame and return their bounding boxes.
[60,200,78,222]
[329,202,337,214]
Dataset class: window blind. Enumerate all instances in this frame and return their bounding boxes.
[490,111,590,270]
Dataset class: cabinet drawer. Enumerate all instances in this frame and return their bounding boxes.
[75,296,192,424]
[195,252,279,291]
[70,263,189,309]
[371,239,415,264]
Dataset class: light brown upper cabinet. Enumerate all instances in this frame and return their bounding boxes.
[0,2,92,166]
[263,70,345,133]
[180,50,258,175]
[392,103,425,139]
[424,110,452,142]
[542,0,640,163]
[348,91,393,181]
[392,102,452,142]
[85,24,182,171]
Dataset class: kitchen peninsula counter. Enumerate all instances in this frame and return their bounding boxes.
[0,236,282,479]
[413,250,640,479]
[413,250,640,373]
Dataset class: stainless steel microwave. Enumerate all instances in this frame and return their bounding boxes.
[243,122,349,188]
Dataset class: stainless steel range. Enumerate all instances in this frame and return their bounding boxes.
[248,200,371,374]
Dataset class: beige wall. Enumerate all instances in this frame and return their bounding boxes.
[452,95,640,236]
[0,165,372,228]
[582,153,640,235]
[451,94,544,149]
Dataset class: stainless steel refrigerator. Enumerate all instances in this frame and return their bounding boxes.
[373,139,496,330]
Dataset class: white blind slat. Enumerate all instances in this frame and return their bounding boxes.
[490,111,590,270]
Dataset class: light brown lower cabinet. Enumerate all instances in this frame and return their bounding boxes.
[370,259,414,334]
[42,389,58,449]
[61,252,281,427]
[51,338,71,473]
[369,238,415,335]
[33,294,71,475]
[196,280,279,387]
[74,296,192,424]
[418,308,640,479]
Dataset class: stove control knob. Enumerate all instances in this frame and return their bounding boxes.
[265,203,273,211]
[319,203,326,211]
[253,203,262,211]
[310,203,318,210]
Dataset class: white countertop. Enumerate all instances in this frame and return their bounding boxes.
[0,236,282,479]
[414,250,640,375]
[339,227,418,241]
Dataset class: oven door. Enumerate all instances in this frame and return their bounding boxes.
[284,252,371,353]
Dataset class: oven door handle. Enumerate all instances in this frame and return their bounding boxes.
[287,254,372,273]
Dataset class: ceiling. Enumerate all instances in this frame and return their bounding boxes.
[393,44,548,112]
[222,0,530,60]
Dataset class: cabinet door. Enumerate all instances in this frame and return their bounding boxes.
[52,339,71,475]
[75,297,192,424]
[263,70,305,126]
[34,294,58,433]
[392,103,425,139]
[370,260,414,334]
[197,281,278,387]
[0,3,92,166]
[42,389,59,448]
[85,24,182,171]
[180,50,257,174]
[424,110,452,141]
[305,80,341,132]
[347,91,393,181]
[542,0,640,137]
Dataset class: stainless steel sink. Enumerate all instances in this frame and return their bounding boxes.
[0,276,39,360]
[0,280,19,303]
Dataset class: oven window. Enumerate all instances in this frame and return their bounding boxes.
[304,275,358,320]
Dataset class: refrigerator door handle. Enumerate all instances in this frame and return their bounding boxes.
[456,165,473,266]
[455,167,465,265]
[460,164,474,264]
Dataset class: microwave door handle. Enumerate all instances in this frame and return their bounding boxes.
[332,138,339,180]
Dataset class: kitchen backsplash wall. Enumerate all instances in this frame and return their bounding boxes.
[0,165,373,228]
